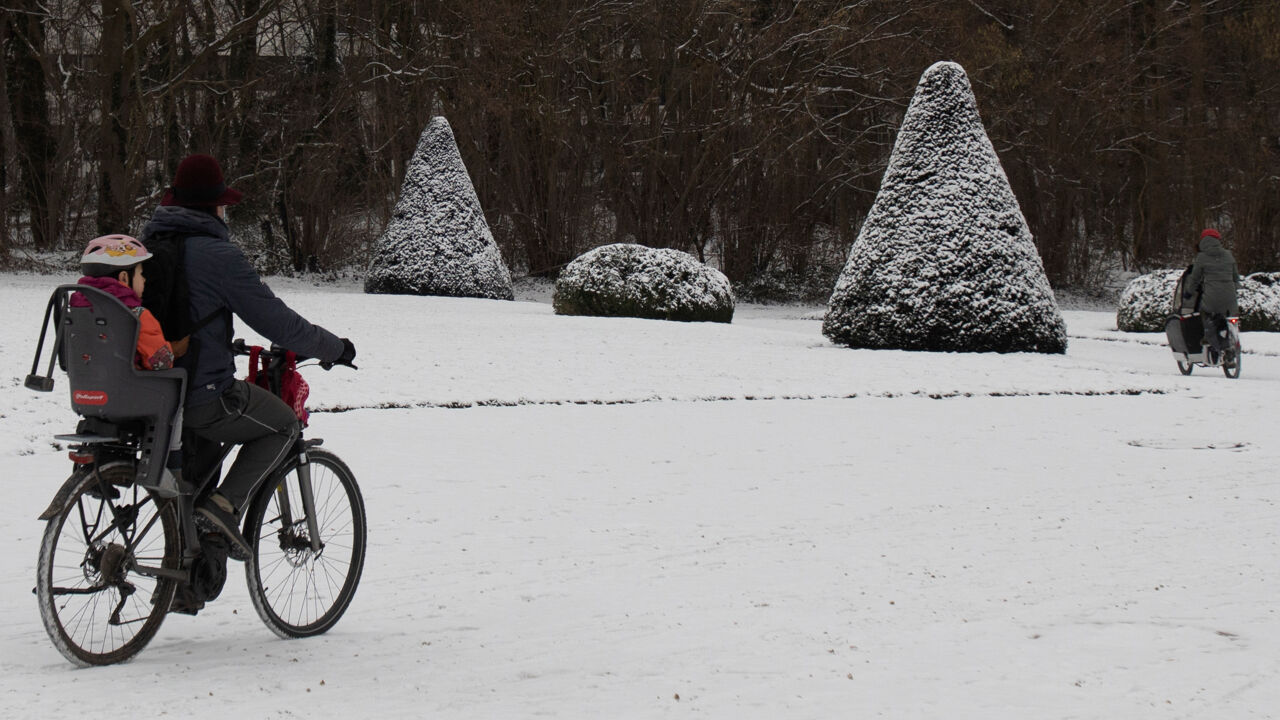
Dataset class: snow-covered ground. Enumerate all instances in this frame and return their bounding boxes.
[2,273,1278,719]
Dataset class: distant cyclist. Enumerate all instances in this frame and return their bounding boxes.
[1183,228,1241,357]
[140,154,356,558]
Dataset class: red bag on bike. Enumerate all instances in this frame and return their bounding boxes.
[246,346,311,427]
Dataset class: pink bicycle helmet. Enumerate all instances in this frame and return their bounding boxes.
[80,234,152,276]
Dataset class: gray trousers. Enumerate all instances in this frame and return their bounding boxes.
[1201,312,1227,351]
[184,379,299,510]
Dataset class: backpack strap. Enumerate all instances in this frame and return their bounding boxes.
[190,308,224,334]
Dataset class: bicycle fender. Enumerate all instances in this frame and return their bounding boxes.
[37,462,132,521]
[39,471,90,521]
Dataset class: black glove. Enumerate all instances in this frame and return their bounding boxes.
[336,338,357,367]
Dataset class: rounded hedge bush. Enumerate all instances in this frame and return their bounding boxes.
[1116,269,1183,332]
[1239,273,1280,331]
[1117,268,1280,332]
[553,243,734,323]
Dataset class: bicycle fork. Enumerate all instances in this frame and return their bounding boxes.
[279,440,324,554]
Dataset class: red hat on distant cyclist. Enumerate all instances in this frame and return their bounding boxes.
[1200,228,1221,240]
[161,154,243,207]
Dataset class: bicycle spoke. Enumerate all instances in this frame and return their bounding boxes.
[38,466,179,665]
[245,450,365,637]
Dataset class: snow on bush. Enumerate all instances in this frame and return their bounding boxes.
[823,61,1066,354]
[1117,269,1280,332]
[365,117,513,299]
[1237,273,1280,332]
[553,243,734,323]
[1115,269,1183,332]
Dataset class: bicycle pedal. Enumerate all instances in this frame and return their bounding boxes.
[200,531,230,552]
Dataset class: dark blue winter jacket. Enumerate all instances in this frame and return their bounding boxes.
[140,206,344,407]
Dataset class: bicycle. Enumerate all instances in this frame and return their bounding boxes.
[1163,266,1244,380]
[24,284,366,666]
[1166,314,1242,379]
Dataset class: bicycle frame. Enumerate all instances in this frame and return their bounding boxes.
[41,343,328,586]
[40,428,228,587]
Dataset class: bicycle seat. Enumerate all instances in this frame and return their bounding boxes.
[51,284,187,494]
[57,284,186,421]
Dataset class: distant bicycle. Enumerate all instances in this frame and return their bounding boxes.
[1166,314,1242,379]
[1164,267,1242,379]
[25,284,366,666]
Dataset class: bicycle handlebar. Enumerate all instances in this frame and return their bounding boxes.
[231,339,357,370]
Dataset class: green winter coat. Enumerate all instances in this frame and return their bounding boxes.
[1186,235,1241,315]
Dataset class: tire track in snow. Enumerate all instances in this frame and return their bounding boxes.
[1070,332,1280,357]
[313,387,1171,414]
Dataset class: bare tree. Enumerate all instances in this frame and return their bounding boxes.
[2,0,1278,289]
[4,0,58,249]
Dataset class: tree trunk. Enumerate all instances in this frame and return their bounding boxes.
[0,15,11,258]
[4,0,57,249]
[232,0,263,164]
[96,0,133,235]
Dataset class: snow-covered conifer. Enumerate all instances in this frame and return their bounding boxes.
[365,117,513,299]
[553,244,734,323]
[823,61,1066,353]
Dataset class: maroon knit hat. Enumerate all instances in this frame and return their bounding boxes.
[161,154,244,207]
[1200,228,1221,240]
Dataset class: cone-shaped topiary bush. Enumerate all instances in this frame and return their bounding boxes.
[823,61,1066,353]
[365,117,513,299]
[553,243,734,323]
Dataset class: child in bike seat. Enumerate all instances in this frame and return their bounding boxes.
[72,235,176,371]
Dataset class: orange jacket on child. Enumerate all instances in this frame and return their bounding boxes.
[72,276,176,370]
[134,307,175,369]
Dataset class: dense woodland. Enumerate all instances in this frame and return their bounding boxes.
[2,1,1278,293]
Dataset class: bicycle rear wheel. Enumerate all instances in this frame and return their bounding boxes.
[244,448,366,638]
[36,464,180,666]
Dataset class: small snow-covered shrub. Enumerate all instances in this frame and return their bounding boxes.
[553,244,734,323]
[1117,269,1280,332]
[365,116,513,299]
[735,264,843,304]
[1238,274,1280,331]
[823,61,1066,353]
[1115,269,1182,332]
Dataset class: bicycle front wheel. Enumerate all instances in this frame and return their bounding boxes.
[36,464,180,666]
[244,448,366,638]
[1223,350,1241,379]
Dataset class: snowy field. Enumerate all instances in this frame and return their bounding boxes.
[2,272,1279,719]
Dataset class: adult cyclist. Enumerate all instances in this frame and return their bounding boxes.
[140,154,356,559]
[1183,228,1241,362]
